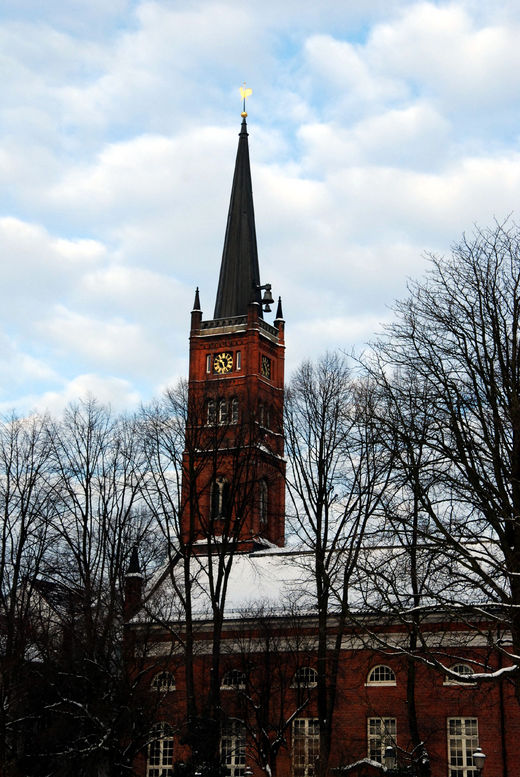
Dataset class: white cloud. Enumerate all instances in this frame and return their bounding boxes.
[28,374,141,416]
[39,306,166,379]
[0,331,59,400]
[298,104,451,172]
[80,265,184,316]
[303,33,407,109]
[2,0,520,412]
[287,313,393,377]
[45,128,235,265]
[371,2,520,109]
[0,217,106,326]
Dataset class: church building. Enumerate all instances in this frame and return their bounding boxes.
[125,107,519,777]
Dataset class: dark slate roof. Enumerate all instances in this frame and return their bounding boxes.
[213,118,263,319]
[127,544,142,576]
[192,286,201,312]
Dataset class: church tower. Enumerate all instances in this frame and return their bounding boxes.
[181,112,286,549]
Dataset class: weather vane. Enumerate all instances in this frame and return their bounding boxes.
[240,83,252,117]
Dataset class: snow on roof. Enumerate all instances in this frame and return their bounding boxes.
[133,539,507,625]
[136,546,317,623]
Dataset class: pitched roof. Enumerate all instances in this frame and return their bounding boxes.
[213,118,262,319]
[134,547,316,623]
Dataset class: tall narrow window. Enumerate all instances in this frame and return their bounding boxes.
[147,723,174,777]
[231,397,239,424]
[221,719,246,777]
[292,719,319,777]
[367,718,396,764]
[206,354,212,373]
[219,400,228,425]
[447,718,479,777]
[211,477,230,519]
[207,399,217,425]
[236,351,242,370]
[259,479,268,526]
[258,403,265,426]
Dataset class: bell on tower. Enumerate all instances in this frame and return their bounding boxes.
[182,90,286,551]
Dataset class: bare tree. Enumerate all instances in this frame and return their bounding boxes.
[25,398,158,777]
[364,220,520,703]
[0,412,54,774]
[354,375,444,776]
[284,353,392,776]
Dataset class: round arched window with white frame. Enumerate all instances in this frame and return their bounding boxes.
[150,671,176,692]
[221,669,246,690]
[366,665,396,686]
[291,666,318,689]
[444,663,476,686]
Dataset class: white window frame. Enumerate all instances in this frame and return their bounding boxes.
[221,718,246,777]
[147,722,174,777]
[236,351,241,371]
[367,717,397,764]
[211,477,229,520]
[207,399,217,425]
[259,479,268,526]
[291,666,318,689]
[206,354,212,373]
[444,663,476,686]
[221,669,246,690]
[150,671,176,692]
[447,717,479,777]
[292,718,319,777]
[231,397,239,424]
[219,399,228,424]
[366,665,396,686]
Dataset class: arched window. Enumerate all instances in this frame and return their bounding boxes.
[207,399,216,425]
[219,399,228,424]
[221,718,246,777]
[211,477,230,520]
[259,479,268,526]
[147,722,174,777]
[366,665,396,686]
[221,669,246,690]
[444,663,476,686]
[291,666,318,689]
[231,397,239,424]
[151,671,176,692]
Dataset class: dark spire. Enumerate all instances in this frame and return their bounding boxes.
[213,117,262,319]
[127,544,142,576]
[192,286,201,312]
[275,296,284,321]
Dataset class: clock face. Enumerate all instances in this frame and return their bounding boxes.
[213,352,233,374]
[261,355,271,379]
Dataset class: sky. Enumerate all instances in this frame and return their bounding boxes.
[2,0,520,415]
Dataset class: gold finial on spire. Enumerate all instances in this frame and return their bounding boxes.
[240,83,252,117]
